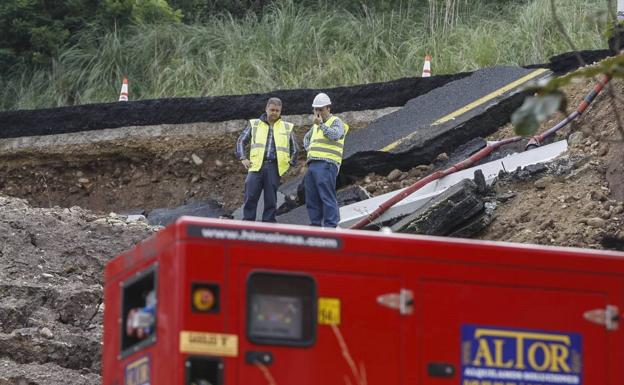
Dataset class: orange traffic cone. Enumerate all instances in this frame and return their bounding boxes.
[421,55,432,77]
[118,77,129,101]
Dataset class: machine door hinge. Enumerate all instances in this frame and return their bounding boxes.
[377,289,414,315]
[583,305,620,331]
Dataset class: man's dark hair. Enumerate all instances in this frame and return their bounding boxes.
[266,97,282,107]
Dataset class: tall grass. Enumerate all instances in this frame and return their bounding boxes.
[0,0,609,110]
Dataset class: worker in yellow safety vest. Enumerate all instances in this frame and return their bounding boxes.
[303,92,349,227]
[236,97,298,222]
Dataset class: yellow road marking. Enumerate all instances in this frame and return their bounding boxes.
[432,68,549,126]
[380,138,405,152]
[379,68,549,153]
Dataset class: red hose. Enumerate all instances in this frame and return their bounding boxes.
[526,74,611,148]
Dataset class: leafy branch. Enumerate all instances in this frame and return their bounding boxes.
[512,0,624,137]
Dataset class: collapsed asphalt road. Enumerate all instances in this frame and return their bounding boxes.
[342,66,551,177]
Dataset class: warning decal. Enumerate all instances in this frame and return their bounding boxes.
[318,297,341,325]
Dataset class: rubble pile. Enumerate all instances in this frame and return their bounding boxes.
[0,197,155,384]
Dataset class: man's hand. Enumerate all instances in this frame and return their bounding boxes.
[241,159,251,169]
[313,112,322,125]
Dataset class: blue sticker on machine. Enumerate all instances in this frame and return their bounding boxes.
[125,355,151,385]
[461,325,582,385]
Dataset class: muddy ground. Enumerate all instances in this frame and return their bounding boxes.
[0,107,400,215]
[0,75,623,384]
[0,198,155,384]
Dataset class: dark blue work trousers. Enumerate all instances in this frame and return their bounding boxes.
[243,161,280,222]
[304,160,339,227]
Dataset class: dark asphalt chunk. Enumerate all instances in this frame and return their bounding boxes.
[345,66,545,156]
[433,137,487,170]
[276,204,309,225]
[341,67,552,177]
[147,200,226,226]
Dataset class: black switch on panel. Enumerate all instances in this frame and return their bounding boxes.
[245,351,274,366]
[427,362,455,377]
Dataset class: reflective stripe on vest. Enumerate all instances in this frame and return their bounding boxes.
[307,116,349,164]
[248,119,294,176]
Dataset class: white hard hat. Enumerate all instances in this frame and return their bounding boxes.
[312,92,331,108]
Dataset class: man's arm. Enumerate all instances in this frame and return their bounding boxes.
[318,118,344,141]
[235,122,251,159]
[289,130,299,166]
[236,122,252,169]
[303,128,313,151]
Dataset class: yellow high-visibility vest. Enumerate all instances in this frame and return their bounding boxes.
[307,116,349,164]
[248,118,294,176]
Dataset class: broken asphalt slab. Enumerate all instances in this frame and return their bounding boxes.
[341,66,552,177]
[281,66,550,204]
[146,200,226,226]
[390,176,491,236]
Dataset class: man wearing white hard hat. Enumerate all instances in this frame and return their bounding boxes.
[302,92,349,227]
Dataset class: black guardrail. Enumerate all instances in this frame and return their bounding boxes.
[0,74,465,138]
[0,49,611,139]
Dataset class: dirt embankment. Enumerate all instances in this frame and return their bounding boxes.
[0,197,155,384]
[479,78,624,247]
[0,108,394,216]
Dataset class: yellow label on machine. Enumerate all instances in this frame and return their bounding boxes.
[179,331,238,357]
[318,297,341,325]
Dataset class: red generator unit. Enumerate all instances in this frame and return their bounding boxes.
[103,217,624,385]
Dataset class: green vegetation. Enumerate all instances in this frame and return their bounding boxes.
[0,0,611,110]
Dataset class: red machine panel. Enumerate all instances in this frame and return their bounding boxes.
[103,217,624,385]
[236,267,403,385]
